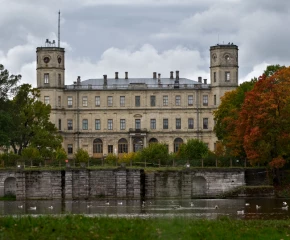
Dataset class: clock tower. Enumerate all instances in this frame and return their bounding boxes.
[36,39,65,89]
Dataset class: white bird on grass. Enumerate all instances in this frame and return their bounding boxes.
[237,210,244,215]
[282,205,288,210]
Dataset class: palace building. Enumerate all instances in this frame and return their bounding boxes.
[36,42,238,158]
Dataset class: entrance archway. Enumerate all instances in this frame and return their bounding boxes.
[4,177,16,196]
[133,138,143,152]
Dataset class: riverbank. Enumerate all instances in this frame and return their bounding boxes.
[0,215,289,239]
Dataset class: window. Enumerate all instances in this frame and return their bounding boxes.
[82,119,88,130]
[95,119,101,130]
[203,118,209,129]
[163,95,168,106]
[176,118,181,129]
[107,96,113,107]
[67,119,73,130]
[150,119,156,129]
[68,144,73,154]
[135,96,140,107]
[120,119,126,130]
[150,96,156,107]
[58,119,61,130]
[68,97,73,108]
[214,95,217,105]
[135,119,141,129]
[188,95,193,106]
[175,95,181,106]
[174,138,183,153]
[188,118,194,129]
[93,138,103,153]
[118,138,128,153]
[108,145,113,154]
[58,96,61,107]
[225,71,230,82]
[163,118,168,129]
[214,72,216,82]
[95,96,100,106]
[120,96,125,107]
[108,119,113,130]
[44,73,49,84]
[58,74,61,86]
[203,95,208,106]
[44,96,50,105]
[82,96,88,107]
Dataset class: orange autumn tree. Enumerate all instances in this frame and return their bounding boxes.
[237,67,290,184]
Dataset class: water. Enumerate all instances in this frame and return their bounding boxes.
[0,198,290,220]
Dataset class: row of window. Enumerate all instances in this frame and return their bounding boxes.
[44,95,218,107]
[67,138,186,154]
[59,118,210,131]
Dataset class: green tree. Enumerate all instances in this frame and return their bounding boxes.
[0,64,21,148]
[74,148,89,164]
[54,147,67,166]
[139,143,169,166]
[178,139,209,161]
[7,84,62,155]
[21,146,42,166]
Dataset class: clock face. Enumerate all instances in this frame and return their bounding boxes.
[58,57,62,64]
[43,57,50,63]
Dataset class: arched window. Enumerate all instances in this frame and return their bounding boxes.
[118,138,128,153]
[174,138,183,153]
[133,138,143,152]
[93,138,103,153]
[149,138,158,144]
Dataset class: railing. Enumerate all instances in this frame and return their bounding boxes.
[129,128,148,133]
[64,84,211,91]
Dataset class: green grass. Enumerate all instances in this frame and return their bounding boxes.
[0,215,290,240]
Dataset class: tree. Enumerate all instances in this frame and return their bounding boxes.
[177,139,209,161]
[74,148,89,164]
[139,143,169,166]
[236,66,290,184]
[7,84,62,155]
[0,64,21,148]
[54,147,67,166]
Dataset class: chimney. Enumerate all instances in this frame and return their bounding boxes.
[103,75,107,86]
[77,76,81,84]
[125,72,128,79]
[170,71,174,79]
[153,72,157,79]
[176,70,179,80]
[203,79,207,84]
[115,72,119,79]
[198,76,202,83]
[158,73,161,84]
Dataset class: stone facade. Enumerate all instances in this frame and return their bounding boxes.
[36,43,238,158]
[0,169,247,200]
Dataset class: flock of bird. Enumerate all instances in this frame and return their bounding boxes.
[16,200,290,214]
[237,201,288,215]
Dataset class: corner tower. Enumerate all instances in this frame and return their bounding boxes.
[36,41,65,89]
[210,43,238,88]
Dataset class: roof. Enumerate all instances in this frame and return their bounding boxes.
[78,77,201,86]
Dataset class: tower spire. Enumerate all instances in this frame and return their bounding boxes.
[58,10,60,48]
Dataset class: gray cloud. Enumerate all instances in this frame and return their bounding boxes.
[1,0,290,87]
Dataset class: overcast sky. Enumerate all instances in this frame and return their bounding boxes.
[1,0,290,86]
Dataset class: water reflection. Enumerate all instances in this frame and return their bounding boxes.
[0,198,290,220]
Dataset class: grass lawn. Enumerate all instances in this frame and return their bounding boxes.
[0,215,290,239]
